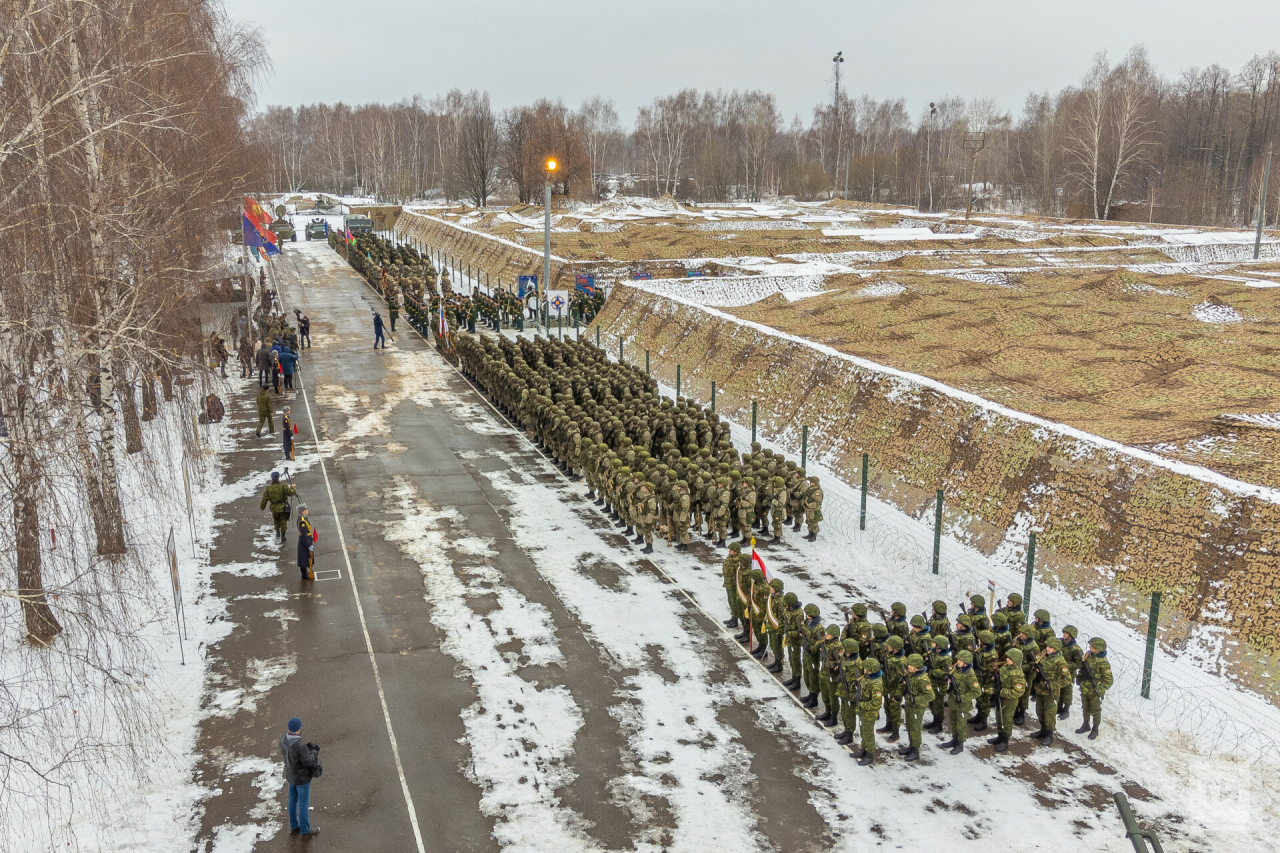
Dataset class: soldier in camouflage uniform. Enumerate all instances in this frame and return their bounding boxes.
[709,476,731,547]
[671,480,692,551]
[816,624,842,727]
[787,465,807,532]
[927,600,950,639]
[855,658,885,765]
[834,639,862,746]
[803,475,823,541]
[842,602,872,647]
[989,647,1026,753]
[943,649,981,754]
[782,592,804,690]
[634,481,657,554]
[720,542,744,629]
[1076,637,1112,740]
[765,578,785,673]
[1030,636,1072,746]
[1002,592,1027,634]
[952,614,977,657]
[970,630,1000,732]
[1058,625,1084,719]
[737,476,757,546]
[769,475,788,541]
[800,604,823,709]
[925,634,952,734]
[965,593,991,632]
[879,634,906,742]
[991,610,1013,660]
[900,654,934,762]
[887,602,910,643]
[1013,623,1040,725]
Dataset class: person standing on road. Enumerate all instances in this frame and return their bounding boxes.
[279,717,321,837]
[299,314,312,348]
[260,472,296,544]
[373,311,386,349]
[282,406,294,460]
[279,346,298,391]
[297,505,316,580]
[255,340,272,388]
[255,386,274,437]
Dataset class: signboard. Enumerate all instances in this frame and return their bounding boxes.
[632,272,652,280]
[686,270,705,278]
[574,274,596,294]
[547,290,569,315]
[517,275,537,299]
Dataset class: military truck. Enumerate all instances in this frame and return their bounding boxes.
[304,219,327,241]
[344,214,373,235]
[269,218,296,242]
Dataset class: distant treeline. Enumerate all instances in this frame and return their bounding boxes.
[251,47,1280,226]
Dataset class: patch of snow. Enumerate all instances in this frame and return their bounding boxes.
[1193,301,1245,324]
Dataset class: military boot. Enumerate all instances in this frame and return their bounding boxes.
[722,616,739,628]
[1075,719,1092,735]
[801,693,819,709]
[767,659,783,674]
[1088,722,1099,740]
[852,747,866,760]
[1013,709,1026,726]
[1029,728,1049,740]
[940,737,958,750]
[751,642,767,659]
[1057,701,1069,720]
[994,736,1010,753]
[835,731,853,746]
[885,727,901,743]
[1040,732,1055,747]
[968,712,988,731]
[902,747,920,761]
[641,543,654,555]
[805,531,817,542]
[987,732,1006,747]
[926,717,944,735]
[715,539,727,548]
[633,534,645,545]
[783,676,801,690]
[792,521,803,532]
[815,709,832,723]
[857,751,875,766]
[949,741,964,756]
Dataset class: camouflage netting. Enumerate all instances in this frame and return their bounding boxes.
[592,284,1280,706]
[395,211,574,290]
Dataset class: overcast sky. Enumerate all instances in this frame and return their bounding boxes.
[227,0,1280,123]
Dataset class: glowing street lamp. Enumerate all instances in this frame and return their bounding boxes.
[542,158,558,329]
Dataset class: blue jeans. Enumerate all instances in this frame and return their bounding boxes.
[288,782,311,833]
[375,330,385,348]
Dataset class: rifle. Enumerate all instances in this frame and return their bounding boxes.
[1080,657,1102,695]
[993,665,1004,722]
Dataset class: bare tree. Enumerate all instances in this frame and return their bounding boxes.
[455,92,498,206]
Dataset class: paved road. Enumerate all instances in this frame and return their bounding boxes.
[192,240,1185,853]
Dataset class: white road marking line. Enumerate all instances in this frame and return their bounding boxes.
[276,261,429,853]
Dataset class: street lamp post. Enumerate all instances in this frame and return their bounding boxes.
[543,158,558,333]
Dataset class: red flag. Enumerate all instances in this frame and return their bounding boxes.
[751,538,768,579]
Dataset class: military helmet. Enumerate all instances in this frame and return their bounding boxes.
[716,477,729,486]
[991,611,1008,627]
[957,614,973,628]
[783,592,799,606]
[619,466,631,475]
[841,638,860,655]
[891,602,907,616]
[1089,637,1107,652]
[1044,637,1062,651]
[1034,608,1051,623]
[804,604,820,618]
[863,658,882,674]
[910,615,926,629]
[809,475,819,484]
[977,630,995,644]
[825,623,840,637]
[769,578,783,591]
[886,635,904,650]
[932,600,947,615]
[748,569,764,582]
[729,541,742,552]
[1017,623,1033,638]
[932,635,951,651]
[773,476,785,485]
[852,603,868,617]
[750,441,761,453]
[970,594,986,609]
[741,453,753,465]
[872,623,888,639]
[956,650,974,664]
[1063,625,1079,639]
[798,467,806,477]
[906,654,925,669]
[1007,648,1024,664]
[1007,592,1023,607]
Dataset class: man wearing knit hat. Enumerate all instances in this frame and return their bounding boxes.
[279,716,322,837]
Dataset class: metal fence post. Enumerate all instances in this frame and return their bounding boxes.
[859,453,868,530]
[1024,532,1036,613]
[596,325,600,346]
[646,350,650,375]
[711,381,716,412]
[751,401,757,443]
[676,364,681,397]
[1141,592,1161,699]
[801,425,809,470]
[619,337,624,365]
[932,489,944,574]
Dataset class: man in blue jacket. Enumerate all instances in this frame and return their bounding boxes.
[278,347,298,391]
[278,716,322,837]
[373,311,386,349]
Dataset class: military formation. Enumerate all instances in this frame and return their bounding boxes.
[456,333,825,554]
[338,232,1118,769]
[720,565,1114,765]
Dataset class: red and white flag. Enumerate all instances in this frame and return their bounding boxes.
[750,538,768,579]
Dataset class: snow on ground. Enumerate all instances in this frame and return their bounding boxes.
[1193,301,1245,323]
[821,226,981,241]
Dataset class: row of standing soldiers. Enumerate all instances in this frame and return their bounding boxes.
[720,561,1115,765]
[455,333,825,554]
